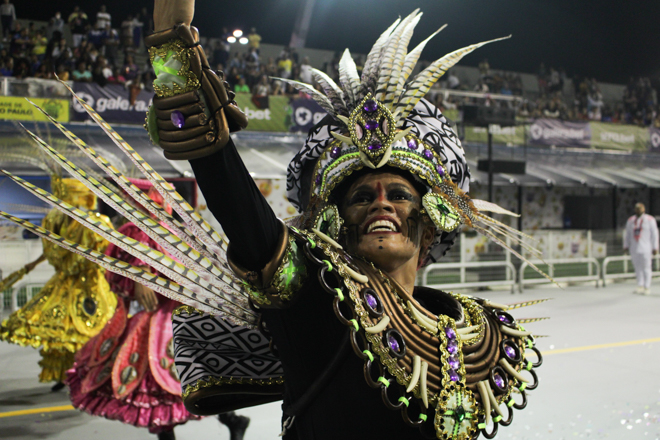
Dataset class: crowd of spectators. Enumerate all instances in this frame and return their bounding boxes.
[1,2,659,128]
[0,3,153,95]
[432,59,660,128]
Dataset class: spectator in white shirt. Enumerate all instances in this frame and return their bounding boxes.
[0,0,15,41]
[96,5,111,30]
[47,12,65,41]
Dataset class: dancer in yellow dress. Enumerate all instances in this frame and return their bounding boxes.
[1,177,117,389]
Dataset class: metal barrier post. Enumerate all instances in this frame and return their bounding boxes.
[11,288,18,312]
[460,233,466,284]
[587,230,593,277]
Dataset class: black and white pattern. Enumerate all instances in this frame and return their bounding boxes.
[286,117,341,212]
[173,310,283,391]
[400,99,470,192]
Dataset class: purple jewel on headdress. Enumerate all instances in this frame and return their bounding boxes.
[407,139,417,149]
[315,174,322,185]
[447,339,458,354]
[423,149,433,160]
[365,120,379,131]
[448,355,460,370]
[364,292,378,310]
[388,335,401,353]
[493,372,505,389]
[330,146,342,159]
[449,369,460,382]
[368,143,382,151]
[170,110,184,129]
[436,165,445,177]
[445,327,456,340]
[498,314,512,324]
[504,345,516,359]
[363,99,378,112]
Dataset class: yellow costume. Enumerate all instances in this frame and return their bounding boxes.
[0,179,117,382]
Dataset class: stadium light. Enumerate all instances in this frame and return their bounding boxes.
[227,36,237,43]
[239,37,248,45]
[233,29,243,38]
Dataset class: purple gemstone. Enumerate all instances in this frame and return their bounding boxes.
[498,314,512,324]
[436,165,445,177]
[423,149,433,160]
[449,369,460,382]
[315,174,322,185]
[445,327,456,340]
[365,292,378,310]
[368,143,382,151]
[330,146,342,159]
[504,345,516,359]
[170,110,185,129]
[363,99,378,112]
[493,372,505,389]
[365,120,379,131]
[447,339,458,354]
[448,355,460,370]
[388,335,401,353]
[407,139,417,149]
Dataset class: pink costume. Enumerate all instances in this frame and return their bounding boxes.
[67,220,199,433]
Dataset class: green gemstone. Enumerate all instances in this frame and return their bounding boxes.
[454,405,466,423]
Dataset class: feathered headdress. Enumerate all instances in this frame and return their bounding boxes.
[281,10,551,277]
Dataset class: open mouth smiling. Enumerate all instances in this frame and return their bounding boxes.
[364,217,401,234]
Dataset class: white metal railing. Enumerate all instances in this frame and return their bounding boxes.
[1,283,43,313]
[602,254,660,285]
[519,257,601,292]
[421,261,518,292]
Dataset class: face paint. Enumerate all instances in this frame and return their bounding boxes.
[338,172,430,272]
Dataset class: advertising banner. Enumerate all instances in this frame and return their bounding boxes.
[290,98,327,133]
[0,96,69,122]
[528,119,590,148]
[650,127,660,153]
[71,82,152,124]
[589,122,649,151]
[233,93,289,132]
[464,125,525,146]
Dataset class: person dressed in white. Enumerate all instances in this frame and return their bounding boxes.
[624,203,659,295]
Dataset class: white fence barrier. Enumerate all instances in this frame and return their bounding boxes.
[601,254,660,285]
[421,261,518,293]
[519,257,601,292]
[1,283,42,313]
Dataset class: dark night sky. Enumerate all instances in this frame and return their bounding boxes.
[28,0,660,84]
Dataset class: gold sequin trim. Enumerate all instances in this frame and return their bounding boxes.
[182,375,285,399]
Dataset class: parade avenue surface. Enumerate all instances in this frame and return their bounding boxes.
[0,281,658,440]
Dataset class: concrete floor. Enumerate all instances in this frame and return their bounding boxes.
[1,280,659,440]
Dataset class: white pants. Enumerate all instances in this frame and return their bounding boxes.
[631,252,653,289]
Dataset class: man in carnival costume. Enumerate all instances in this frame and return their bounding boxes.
[140,2,548,439]
[0,1,550,439]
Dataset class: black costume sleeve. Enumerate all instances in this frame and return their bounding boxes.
[189,138,281,271]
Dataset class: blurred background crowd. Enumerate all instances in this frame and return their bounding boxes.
[2,0,659,127]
